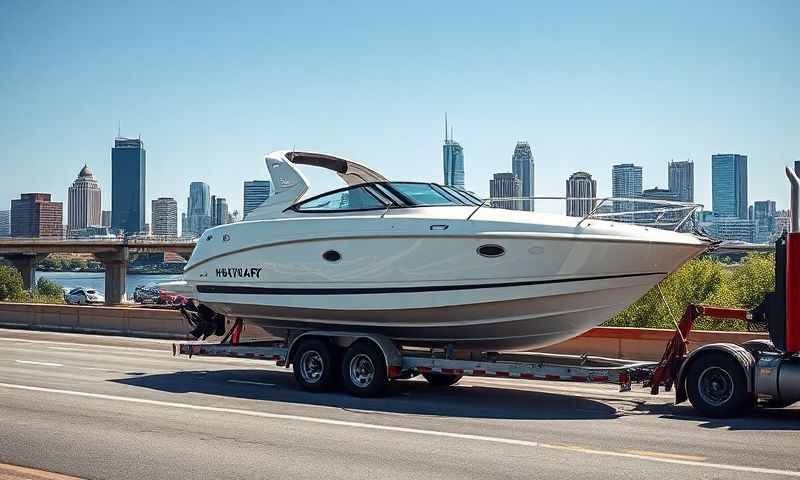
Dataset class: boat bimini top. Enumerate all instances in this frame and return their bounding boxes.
[246,150,389,220]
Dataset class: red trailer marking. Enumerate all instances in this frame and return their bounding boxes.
[787,233,800,353]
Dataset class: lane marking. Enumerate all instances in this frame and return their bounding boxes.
[625,450,707,462]
[14,360,63,367]
[0,382,798,477]
[227,380,275,387]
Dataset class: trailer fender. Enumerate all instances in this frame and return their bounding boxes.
[286,331,403,376]
[674,343,755,404]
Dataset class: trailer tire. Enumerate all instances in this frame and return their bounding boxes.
[341,341,388,397]
[422,373,463,387]
[293,339,336,392]
[685,352,752,418]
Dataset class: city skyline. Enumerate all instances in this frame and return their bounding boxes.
[1,3,797,220]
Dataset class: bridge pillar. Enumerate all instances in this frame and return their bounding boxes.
[5,254,40,291]
[95,248,129,305]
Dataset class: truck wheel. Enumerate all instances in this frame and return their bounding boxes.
[686,352,752,418]
[422,372,463,387]
[341,341,388,397]
[293,339,335,392]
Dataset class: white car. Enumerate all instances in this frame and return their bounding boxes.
[64,287,105,305]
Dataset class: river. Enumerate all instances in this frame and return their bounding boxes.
[37,271,183,298]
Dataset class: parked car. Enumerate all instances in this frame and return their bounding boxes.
[64,287,105,305]
[158,290,188,306]
[133,285,161,304]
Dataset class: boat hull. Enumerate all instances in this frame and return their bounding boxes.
[202,272,663,350]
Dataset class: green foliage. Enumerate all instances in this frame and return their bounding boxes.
[604,253,775,331]
[0,265,26,302]
[34,277,64,303]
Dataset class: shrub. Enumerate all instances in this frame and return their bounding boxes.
[0,265,26,302]
[34,277,64,303]
[604,253,775,331]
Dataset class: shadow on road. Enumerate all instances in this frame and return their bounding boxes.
[111,368,620,421]
[630,401,800,430]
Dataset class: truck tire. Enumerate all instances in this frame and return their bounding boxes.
[341,341,388,397]
[422,372,463,387]
[686,352,752,418]
[293,339,336,392]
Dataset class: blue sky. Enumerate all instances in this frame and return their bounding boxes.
[1,1,798,219]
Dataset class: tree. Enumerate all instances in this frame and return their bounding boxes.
[0,265,25,302]
[35,277,63,298]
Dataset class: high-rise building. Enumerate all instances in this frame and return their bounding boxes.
[101,210,112,227]
[0,210,9,237]
[775,210,790,239]
[795,160,800,176]
[211,196,231,226]
[442,116,465,190]
[67,165,102,235]
[642,187,679,201]
[186,182,212,236]
[489,173,521,210]
[712,153,748,219]
[511,142,534,211]
[612,163,643,215]
[151,197,178,237]
[111,137,146,233]
[668,160,694,203]
[11,193,63,238]
[705,217,755,243]
[753,200,777,243]
[243,180,271,219]
[565,171,597,217]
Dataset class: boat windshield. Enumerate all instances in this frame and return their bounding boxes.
[290,182,475,213]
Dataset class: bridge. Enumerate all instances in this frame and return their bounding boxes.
[0,238,197,304]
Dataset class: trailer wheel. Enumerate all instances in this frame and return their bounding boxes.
[685,352,752,418]
[293,339,336,392]
[422,373,463,387]
[341,341,388,397]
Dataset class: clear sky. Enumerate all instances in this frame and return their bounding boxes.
[1,1,798,221]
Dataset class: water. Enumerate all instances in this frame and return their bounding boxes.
[38,271,182,298]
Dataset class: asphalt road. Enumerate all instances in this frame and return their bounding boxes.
[0,328,798,480]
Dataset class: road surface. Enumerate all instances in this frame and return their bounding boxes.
[0,328,798,479]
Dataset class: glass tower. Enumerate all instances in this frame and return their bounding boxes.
[243,180,272,219]
[668,160,694,203]
[442,115,464,190]
[712,154,748,219]
[611,163,643,216]
[511,141,534,211]
[111,137,146,234]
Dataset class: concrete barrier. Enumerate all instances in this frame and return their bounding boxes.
[0,302,769,359]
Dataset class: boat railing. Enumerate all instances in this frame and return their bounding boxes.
[482,196,704,232]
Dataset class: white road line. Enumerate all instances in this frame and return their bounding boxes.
[0,381,798,478]
[14,360,63,367]
[227,379,275,387]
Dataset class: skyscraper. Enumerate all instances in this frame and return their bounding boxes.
[442,116,465,190]
[511,141,534,211]
[101,210,112,227]
[753,200,777,243]
[489,173,521,210]
[67,165,102,235]
[151,197,178,237]
[186,182,212,236]
[668,160,694,202]
[212,196,231,226]
[111,137,146,233]
[565,171,597,217]
[0,210,9,237]
[243,180,271,219]
[611,163,643,215]
[11,193,63,238]
[712,154,748,219]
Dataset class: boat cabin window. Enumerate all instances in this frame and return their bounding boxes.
[293,185,387,212]
[383,182,458,206]
[290,182,476,213]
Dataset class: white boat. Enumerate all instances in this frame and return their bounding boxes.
[174,150,711,351]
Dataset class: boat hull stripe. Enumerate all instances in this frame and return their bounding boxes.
[196,272,667,296]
